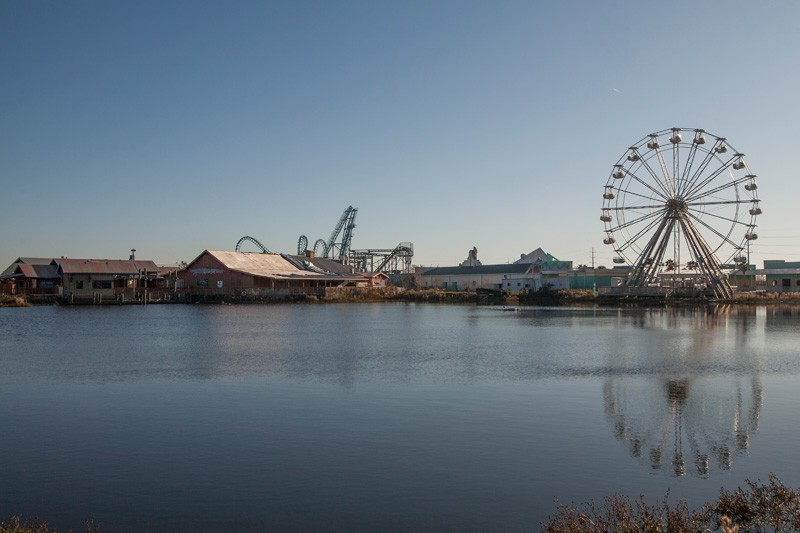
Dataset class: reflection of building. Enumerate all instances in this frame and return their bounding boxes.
[604,376,762,477]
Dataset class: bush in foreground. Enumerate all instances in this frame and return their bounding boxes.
[0,516,97,533]
[544,474,800,532]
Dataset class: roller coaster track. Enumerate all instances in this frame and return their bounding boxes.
[297,235,308,255]
[349,242,414,273]
[375,244,413,272]
[326,206,358,260]
[235,235,270,253]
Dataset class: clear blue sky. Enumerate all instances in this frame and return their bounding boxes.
[2,1,798,269]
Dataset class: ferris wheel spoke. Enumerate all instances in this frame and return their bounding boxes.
[642,146,675,197]
[684,211,740,249]
[608,209,664,233]
[615,212,667,253]
[686,175,751,203]
[633,156,672,198]
[686,206,750,227]
[679,139,724,197]
[622,169,669,200]
[683,155,737,200]
[686,199,749,208]
[616,187,665,203]
[678,138,701,188]
[607,203,665,211]
[671,135,681,196]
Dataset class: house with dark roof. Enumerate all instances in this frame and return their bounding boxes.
[0,259,60,296]
[1,256,162,300]
[55,258,160,300]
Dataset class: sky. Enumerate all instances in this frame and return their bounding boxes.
[2,1,799,270]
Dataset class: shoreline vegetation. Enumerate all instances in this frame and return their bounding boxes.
[545,474,800,532]
[0,294,32,307]
[5,288,800,307]
[4,474,798,532]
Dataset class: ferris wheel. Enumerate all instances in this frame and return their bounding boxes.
[601,128,761,298]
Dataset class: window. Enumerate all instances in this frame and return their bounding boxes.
[197,279,209,287]
[92,280,112,289]
[75,280,84,289]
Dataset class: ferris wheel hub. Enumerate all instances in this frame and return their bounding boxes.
[666,197,688,213]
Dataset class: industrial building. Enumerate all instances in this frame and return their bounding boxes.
[761,260,800,292]
[419,247,573,292]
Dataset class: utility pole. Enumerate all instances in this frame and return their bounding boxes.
[591,247,595,269]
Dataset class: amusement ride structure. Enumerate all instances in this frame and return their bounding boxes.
[297,205,359,262]
[236,205,414,274]
[234,235,270,253]
[601,128,761,298]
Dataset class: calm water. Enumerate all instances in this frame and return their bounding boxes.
[1,303,799,531]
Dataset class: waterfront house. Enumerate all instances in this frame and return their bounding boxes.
[56,258,160,300]
[179,250,365,298]
[0,259,60,296]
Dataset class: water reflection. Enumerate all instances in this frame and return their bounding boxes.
[602,305,764,477]
[604,375,762,477]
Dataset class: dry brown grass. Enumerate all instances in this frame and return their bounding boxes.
[544,474,800,532]
[0,516,97,533]
[0,295,31,307]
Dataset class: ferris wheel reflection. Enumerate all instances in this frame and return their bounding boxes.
[604,375,762,477]
[602,307,763,478]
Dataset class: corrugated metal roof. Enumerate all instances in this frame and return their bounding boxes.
[423,263,533,276]
[55,258,159,275]
[286,255,356,275]
[206,251,303,277]
[203,250,363,280]
[2,257,55,276]
[16,263,59,279]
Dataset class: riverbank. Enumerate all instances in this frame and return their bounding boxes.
[520,288,800,306]
[6,288,800,307]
